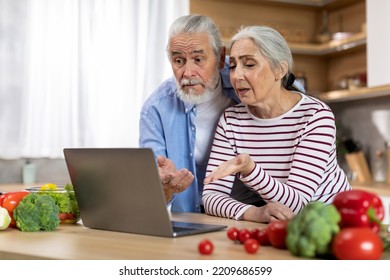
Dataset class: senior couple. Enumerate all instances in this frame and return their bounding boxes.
[139,14,351,224]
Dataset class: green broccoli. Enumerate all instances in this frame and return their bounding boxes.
[13,193,60,232]
[286,201,341,258]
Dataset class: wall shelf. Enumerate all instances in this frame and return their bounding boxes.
[202,0,369,99]
[223,32,366,55]
[321,84,390,103]
[289,31,366,55]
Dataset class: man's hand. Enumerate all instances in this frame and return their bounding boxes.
[157,156,194,203]
[157,155,177,184]
[243,202,294,223]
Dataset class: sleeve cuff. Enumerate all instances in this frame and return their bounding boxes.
[235,204,253,220]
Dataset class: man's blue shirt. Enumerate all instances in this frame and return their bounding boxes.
[139,58,239,213]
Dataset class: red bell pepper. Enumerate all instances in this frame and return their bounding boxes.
[1,190,30,227]
[332,189,384,233]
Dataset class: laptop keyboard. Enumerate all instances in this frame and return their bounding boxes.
[172,225,196,233]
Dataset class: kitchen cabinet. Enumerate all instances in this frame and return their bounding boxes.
[366,0,390,88]
[190,0,390,185]
[190,0,390,102]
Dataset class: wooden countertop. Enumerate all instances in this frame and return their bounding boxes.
[0,212,301,260]
[1,183,389,260]
[352,183,390,197]
[0,183,295,260]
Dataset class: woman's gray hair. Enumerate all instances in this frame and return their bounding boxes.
[167,14,224,59]
[230,26,293,88]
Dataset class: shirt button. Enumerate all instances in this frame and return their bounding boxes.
[191,126,195,131]
[190,153,193,157]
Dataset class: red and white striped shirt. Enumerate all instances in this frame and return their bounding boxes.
[202,93,351,220]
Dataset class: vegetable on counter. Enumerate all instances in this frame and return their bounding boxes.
[13,193,60,232]
[0,190,30,227]
[267,220,288,249]
[332,189,384,233]
[244,238,260,254]
[41,184,80,224]
[332,227,383,260]
[27,183,80,224]
[286,201,341,258]
[0,206,11,230]
[198,239,214,255]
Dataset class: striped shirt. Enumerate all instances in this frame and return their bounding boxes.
[202,93,351,220]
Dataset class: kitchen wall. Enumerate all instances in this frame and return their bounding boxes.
[330,95,390,176]
[0,158,70,185]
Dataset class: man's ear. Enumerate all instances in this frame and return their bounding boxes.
[219,46,226,69]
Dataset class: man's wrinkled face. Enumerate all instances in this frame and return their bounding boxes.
[169,33,221,104]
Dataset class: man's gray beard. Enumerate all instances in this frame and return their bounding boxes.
[176,74,220,105]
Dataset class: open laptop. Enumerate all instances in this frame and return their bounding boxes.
[63,148,227,237]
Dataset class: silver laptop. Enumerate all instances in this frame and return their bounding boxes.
[63,148,227,237]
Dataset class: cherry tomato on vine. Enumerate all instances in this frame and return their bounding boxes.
[256,228,271,246]
[227,227,239,241]
[332,228,383,260]
[267,220,288,249]
[198,239,214,255]
[244,238,260,254]
[238,228,251,243]
[250,228,260,239]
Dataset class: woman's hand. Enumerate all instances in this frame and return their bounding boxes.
[157,156,194,203]
[204,153,255,184]
[244,202,294,223]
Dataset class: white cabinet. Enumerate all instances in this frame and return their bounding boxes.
[381,195,390,229]
[367,0,390,88]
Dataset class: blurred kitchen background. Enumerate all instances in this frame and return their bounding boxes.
[1,0,389,187]
[0,0,188,184]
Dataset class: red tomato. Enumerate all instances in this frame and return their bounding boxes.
[250,228,260,239]
[244,238,260,254]
[198,239,214,255]
[238,228,251,243]
[58,213,76,223]
[0,194,5,206]
[267,220,288,249]
[256,228,271,246]
[227,227,239,241]
[2,191,30,227]
[332,228,383,260]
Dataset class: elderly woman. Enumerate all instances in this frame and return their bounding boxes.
[203,26,350,223]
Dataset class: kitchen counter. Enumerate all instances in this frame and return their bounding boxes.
[352,183,390,197]
[0,212,300,260]
[1,183,389,260]
[0,183,295,260]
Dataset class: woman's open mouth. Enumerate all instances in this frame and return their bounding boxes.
[237,87,250,96]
